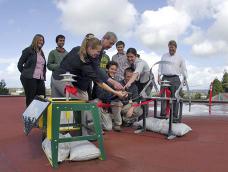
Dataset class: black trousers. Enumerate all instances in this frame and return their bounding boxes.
[20,75,45,107]
[160,75,181,118]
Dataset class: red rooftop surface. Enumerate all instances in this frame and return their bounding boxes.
[0,96,228,172]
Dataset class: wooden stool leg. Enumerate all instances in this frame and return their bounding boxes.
[91,105,106,160]
[51,106,61,168]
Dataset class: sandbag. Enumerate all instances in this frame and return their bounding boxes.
[69,140,101,161]
[160,122,192,136]
[42,133,71,162]
[136,117,192,136]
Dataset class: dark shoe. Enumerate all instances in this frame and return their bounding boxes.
[113,125,122,132]
[135,125,142,130]
[123,122,133,127]
[172,118,180,123]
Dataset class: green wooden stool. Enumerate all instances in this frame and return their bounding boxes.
[42,99,106,168]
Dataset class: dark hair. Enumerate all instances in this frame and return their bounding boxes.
[168,40,177,48]
[124,67,135,76]
[85,33,94,39]
[106,61,118,69]
[56,35,65,43]
[126,48,137,56]
[136,54,140,58]
[116,41,125,47]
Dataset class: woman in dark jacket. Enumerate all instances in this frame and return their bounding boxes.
[18,34,46,106]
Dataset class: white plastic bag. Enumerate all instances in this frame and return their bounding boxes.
[160,122,192,136]
[70,140,101,161]
[42,133,71,162]
[136,117,192,136]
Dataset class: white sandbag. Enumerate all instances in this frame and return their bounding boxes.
[70,140,101,161]
[137,117,192,136]
[42,133,71,162]
[135,117,167,133]
[160,122,192,136]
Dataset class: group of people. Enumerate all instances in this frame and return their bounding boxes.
[17,31,187,132]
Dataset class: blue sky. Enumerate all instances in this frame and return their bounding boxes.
[0,0,228,90]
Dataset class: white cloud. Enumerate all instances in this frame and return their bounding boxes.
[54,0,228,59]
[2,0,227,90]
[192,40,228,56]
[187,64,228,89]
[55,0,138,37]
[183,26,204,45]
[168,0,223,20]
[178,0,228,57]
[6,63,17,74]
[207,1,228,41]
[136,6,191,49]
[0,57,20,87]
[0,58,17,64]
[137,50,160,68]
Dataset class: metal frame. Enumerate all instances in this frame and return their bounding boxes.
[134,61,189,139]
[135,96,183,139]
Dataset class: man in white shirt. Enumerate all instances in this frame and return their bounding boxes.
[158,40,187,121]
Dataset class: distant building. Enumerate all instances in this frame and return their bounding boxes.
[183,89,208,100]
[8,88,24,95]
[8,88,51,96]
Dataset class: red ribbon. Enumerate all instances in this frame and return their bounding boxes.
[65,85,77,96]
[159,87,171,116]
[97,101,111,108]
[132,99,156,107]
